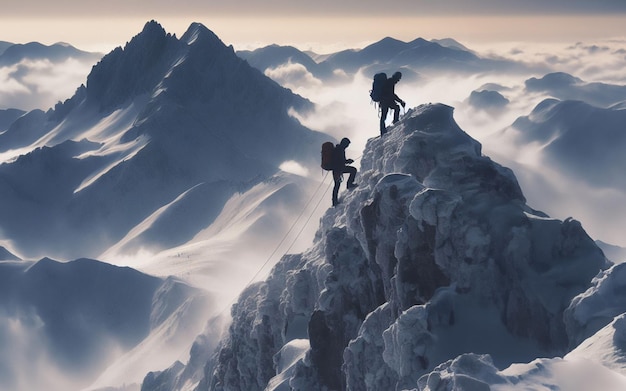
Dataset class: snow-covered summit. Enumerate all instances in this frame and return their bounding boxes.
[0,20,326,260]
[144,103,612,390]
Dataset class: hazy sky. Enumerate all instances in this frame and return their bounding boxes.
[1,1,626,52]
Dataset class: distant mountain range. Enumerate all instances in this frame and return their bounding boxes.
[525,72,626,108]
[0,41,101,66]
[238,36,530,82]
[505,98,626,190]
[0,41,102,111]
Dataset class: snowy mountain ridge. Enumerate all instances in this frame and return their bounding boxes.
[237,36,527,85]
[0,20,326,261]
[143,103,625,391]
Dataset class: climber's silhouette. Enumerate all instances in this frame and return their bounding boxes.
[379,71,405,136]
[332,138,357,207]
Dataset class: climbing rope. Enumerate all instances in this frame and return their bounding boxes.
[214,153,364,317]
[242,171,332,286]
[214,170,334,317]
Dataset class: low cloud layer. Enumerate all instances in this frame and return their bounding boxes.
[0,58,94,111]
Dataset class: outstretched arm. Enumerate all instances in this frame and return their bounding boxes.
[394,94,405,107]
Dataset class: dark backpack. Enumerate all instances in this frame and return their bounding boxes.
[369,72,388,102]
[321,142,334,171]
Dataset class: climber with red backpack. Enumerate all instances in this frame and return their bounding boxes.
[370,71,406,136]
[321,138,357,206]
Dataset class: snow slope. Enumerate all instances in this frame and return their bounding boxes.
[143,103,619,391]
[0,108,25,131]
[0,258,210,391]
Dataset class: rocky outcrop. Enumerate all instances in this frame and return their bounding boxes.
[147,103,608,391]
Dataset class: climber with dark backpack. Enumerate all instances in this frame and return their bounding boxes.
[370,72,388,103]
[370,71,405,137]
[321,141,335,171]
[321,138,357,207]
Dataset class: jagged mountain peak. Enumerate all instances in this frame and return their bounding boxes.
[181,22,224,48]
[139,19,169,39]
[84,20,179,111]
[0,20,325,260]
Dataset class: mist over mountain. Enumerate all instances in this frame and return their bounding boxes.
[504,98,626,190]
[596,241,626,264]
[0,257,210,391]
[237,44,336,82]
[0,41,101,111]
[324,37,483,74]
[0,20,326,260]
[0,41,100,66]
[467,89,509,112]
[525,72,626,108]
[239,36,528,86]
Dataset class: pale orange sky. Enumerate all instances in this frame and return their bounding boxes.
[1,14,626,54]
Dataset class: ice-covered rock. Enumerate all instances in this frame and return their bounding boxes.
[565,262,626,347]
[143,103,608,391]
